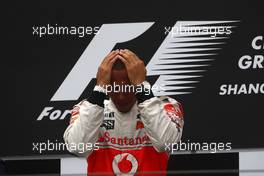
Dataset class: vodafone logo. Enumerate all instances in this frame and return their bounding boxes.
[112,153,138,176]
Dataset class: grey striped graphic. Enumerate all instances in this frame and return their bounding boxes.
[147,21,238,96]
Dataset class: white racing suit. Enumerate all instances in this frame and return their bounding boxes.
[63,88,184,175]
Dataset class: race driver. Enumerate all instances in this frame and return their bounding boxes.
[63,49,184,175]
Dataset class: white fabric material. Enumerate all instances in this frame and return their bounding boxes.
[63,96,184,156]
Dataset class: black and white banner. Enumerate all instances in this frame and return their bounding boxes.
[4,0,264,157]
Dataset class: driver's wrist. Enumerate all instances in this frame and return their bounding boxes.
[94,85,107,94]
[87,85,107,107]
[135,81,154,103]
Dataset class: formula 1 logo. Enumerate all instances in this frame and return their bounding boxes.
[112,153,138,176]
[37,21,238,121]
[51,21,238,101]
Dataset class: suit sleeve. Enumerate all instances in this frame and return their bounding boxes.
[63,91,105,157]
[138,96,184,152]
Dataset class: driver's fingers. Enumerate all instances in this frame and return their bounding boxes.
[103,50,119,65]
[119,49,135,64]
[102,50,118,64]
[124,49,136,56]
[108,55,119,68]
[124,49,142,63]
[118,56,129,67]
